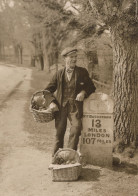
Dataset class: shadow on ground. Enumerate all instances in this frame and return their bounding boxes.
[79,167,100,181]
[113,161,138,175]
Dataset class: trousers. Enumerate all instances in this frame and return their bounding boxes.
[53,101,82,156]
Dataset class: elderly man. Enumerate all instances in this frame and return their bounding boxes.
[44,47,96,156]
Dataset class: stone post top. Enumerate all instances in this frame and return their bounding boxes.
[84,92,114,113]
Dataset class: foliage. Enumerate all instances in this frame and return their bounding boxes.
[0,0,32,63]
[21,0,105,68]
[89,0,138,40]
[0,0,106,66]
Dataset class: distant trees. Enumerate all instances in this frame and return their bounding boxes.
[22,0,100,71]
[0,0,31,64]
[0,0,107,68]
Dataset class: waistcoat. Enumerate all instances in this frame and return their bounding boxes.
[62,70,76,107]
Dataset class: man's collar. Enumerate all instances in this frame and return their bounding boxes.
[66,68,74,73]
[66,65,76,73]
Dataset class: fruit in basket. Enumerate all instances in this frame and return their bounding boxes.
[32,95,46,110]
[54,156,65,165]
[58,150,76,161]
[52,149,79,165]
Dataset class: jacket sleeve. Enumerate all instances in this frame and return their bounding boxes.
[43,72,58,103]
[44,72,57,94]
[83,68,96,97]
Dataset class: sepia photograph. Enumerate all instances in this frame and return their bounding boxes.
[0,0,138,195]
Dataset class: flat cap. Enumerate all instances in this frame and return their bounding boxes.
[61,47,78,57]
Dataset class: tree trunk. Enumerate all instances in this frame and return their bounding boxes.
[111,28,138,148]
[42,29,49,72]
[19,46,23,64]
[55,49,59,73]
[1,42,5,60]
[31,55,36,67]
[39,54,44,70]
[0,41,2,59]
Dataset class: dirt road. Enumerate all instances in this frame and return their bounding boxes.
[0,63,28,104]
[0,65,138,196]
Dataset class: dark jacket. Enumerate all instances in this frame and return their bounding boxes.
[44,66,96,116]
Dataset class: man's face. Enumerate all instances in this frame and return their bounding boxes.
[64,52,77,69]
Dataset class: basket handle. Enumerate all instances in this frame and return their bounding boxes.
[31,90,48,105]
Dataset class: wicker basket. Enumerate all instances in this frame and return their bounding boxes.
[30,90,55,123]
[49,148,82,181]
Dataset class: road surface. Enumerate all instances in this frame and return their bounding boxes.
[0,62,31,105]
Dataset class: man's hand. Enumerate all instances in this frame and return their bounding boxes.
[76,90,86,101]
[48,102,59,112]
